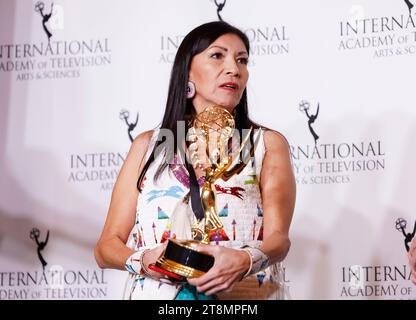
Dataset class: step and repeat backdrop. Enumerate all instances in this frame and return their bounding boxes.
[1,0,415,300]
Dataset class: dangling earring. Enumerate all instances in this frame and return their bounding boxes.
[186,81,196,99]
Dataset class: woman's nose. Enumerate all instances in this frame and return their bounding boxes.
[224,58,240,77]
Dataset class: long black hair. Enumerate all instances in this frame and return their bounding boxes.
[137,21,260,191]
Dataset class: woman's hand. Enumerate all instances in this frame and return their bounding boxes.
[141,234,176,281]
[187,244,251,295]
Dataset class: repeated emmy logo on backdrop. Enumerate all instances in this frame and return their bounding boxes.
[0,1,112,81]
[336,218,416,299]
[30,228,50,273]
[396,218,416,252]
[338,1,416,58]
[214,0,227,21]
[299,100,320,146]
[158,0,290,64]
[119,109,140,143]
[404,0,415,14]
[290,100,386,186]
[66,109,138,192]
[35,1,54,42]
[0,228,108,300]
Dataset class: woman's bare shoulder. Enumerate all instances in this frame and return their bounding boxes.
[262,128,290,153]
[130,130,154,153]
[117,130,154,185]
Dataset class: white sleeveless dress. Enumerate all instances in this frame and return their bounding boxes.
[123,128,289,300]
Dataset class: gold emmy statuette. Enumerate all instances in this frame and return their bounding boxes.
[150,106,260,280]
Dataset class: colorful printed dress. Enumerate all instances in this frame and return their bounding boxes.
[123,128,288,300]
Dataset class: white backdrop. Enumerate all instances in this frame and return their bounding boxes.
[1,0,415,300]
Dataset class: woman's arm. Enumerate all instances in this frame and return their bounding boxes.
[94,130,153,270]
[409,238,416,285]
[258,129,296,264]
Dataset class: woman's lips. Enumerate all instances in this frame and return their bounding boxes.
[219,82,239,92]
[221,87,238,92]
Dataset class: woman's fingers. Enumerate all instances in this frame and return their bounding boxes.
[190,271,238,295]
[187,267,216,287]
[187,245,249,295]
[187,245,226,291]
[196,277,225,294]
[205,282,235,296]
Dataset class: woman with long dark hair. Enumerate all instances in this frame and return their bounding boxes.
[95,21,296,300]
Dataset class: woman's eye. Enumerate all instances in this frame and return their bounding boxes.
[237,57,249,65]
[210,52,223,59]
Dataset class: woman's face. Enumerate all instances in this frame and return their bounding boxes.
[189,33,249,114]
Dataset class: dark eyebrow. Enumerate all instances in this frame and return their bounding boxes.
[208,45,248,56]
